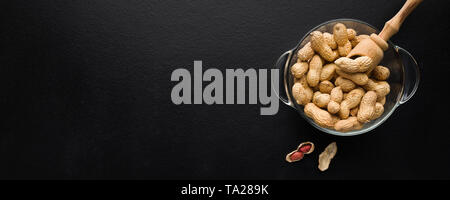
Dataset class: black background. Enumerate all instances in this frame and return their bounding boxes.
[1,0,450,179]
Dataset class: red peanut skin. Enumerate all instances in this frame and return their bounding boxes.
[299,145,311,153]
[290,151,304,161]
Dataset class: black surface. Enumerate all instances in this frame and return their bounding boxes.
[1,0,450,179]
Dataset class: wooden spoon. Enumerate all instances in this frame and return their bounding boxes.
[347,0,423,68]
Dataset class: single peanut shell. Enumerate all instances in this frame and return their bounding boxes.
[374,81,390,100]
[318,142,337,171]
[334,117,362,132]
[307,55,323,87]
[372,65,390,81]
[335,56,373,73]
[357,91,377,123]
[327,101,340,114]
[313,93,331,108]
[297,42,315,62]
[304,103,336,128]
[347,29,356,40]
[320,63,337,81]
[334,23,351,56]
[330,86,343,103]
[291,62,309,78]
[333,23,349,46]
[336,68,369,85]
[335,77,356,92]
[285,142,315,163]
[319,80,334,94]
[292,83,313,105]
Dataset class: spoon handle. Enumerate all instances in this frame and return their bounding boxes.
[378,0,423,41]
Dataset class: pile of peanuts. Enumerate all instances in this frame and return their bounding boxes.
[291,23,390,132]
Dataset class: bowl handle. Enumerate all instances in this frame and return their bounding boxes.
[273,50,295,108]
[395,46,420,104]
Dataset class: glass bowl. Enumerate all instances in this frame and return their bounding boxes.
[274,19,420,136]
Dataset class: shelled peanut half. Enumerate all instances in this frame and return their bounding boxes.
[291,23,390,132]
